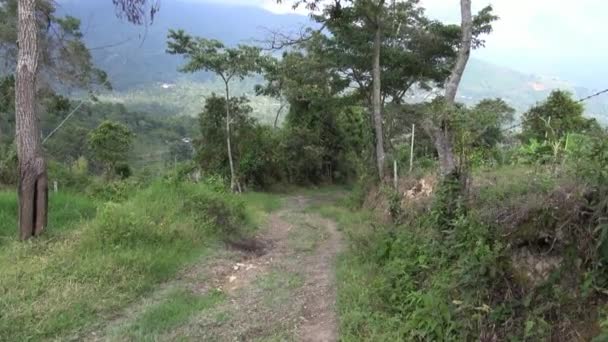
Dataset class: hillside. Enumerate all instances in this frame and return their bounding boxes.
[57,0,608,122]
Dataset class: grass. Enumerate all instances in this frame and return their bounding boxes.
[0,190,97,243]
[287,215,328,253]
[311,203,392,341]
[119,289,225,340]
[241,191,283,226]
[0,181,262,341]
[256,269,304,308]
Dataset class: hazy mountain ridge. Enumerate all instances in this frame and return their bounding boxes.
[59,0,608,123]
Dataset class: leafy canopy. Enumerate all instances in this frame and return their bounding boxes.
[521,90,600,142]
[88,121,135,171]
[167,30,264,83]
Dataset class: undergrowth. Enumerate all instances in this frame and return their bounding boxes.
[322,166,608,341]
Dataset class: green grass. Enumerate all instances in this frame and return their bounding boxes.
[0,181,259,341]
[241,192,283,226]
[287,217,328,253]
[120,289,225,339]
[0,190,97,243]
[256,269,304,308]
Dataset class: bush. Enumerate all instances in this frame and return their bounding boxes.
[0,143,17,185]
[48,159,92,191]
[86,178,142,202]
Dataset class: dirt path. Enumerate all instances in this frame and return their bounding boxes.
[89,193,343,341]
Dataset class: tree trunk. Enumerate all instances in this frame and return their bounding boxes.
[274,97,286,129]
[224,82,239,193]
[16,0,48,240]
[372,19,385,181]
[431,0,473,176]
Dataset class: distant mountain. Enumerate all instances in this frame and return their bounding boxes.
[58,0,608,123]
[458,59,608,124]
[57,0,309,89]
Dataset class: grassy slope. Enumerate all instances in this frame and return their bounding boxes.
[0,183,280,341]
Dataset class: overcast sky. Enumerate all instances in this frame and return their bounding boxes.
[186,0,606,88]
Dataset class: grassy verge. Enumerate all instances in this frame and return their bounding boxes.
[0,190,97,243]
[0,181,265,341]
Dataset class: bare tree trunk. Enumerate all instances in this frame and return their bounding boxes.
[224,81,239,193]
[16,0,48,240]
[372,18,385,181]
[445,0,473,105]
[431,0,472,176]
[274,97,286,129]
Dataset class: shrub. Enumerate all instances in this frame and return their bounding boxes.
[86,178,142,202]
[48,160,92,191]
[0,143,17,185]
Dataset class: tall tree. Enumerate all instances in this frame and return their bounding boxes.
[9,0,156,240]
[88,120,134,178]
[167,31,262,192]
[521,90,598,142]
[371,0,386,180]
[15,0,46,239]
[426,0,496,176]
[278,0,486,180]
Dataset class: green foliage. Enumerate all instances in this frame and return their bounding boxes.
[196,94,252,173]
[317,201,500,341]
[521,90,599,142]
[48,159,92,191]
[88,120,135,175]
[308,0,497,105]
[0,0,108,90]
[167,30,263,81]
[514,138,554,165]
[86,178,142,202]
[0,143,17,185]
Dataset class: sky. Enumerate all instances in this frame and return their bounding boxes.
[189,0,607,89]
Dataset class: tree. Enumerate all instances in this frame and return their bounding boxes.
[195,95,255,179]
[426,0,496,177]
[257,35,360,184]
[88,121,134,177]
[277,0,494,181]
[7,0,111,239]
[521,90,598,142]
[8,0,158,239]
[468,98,515,149]
[112,0,160,25]
[15,0,47,240]
[167,31,263,192]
